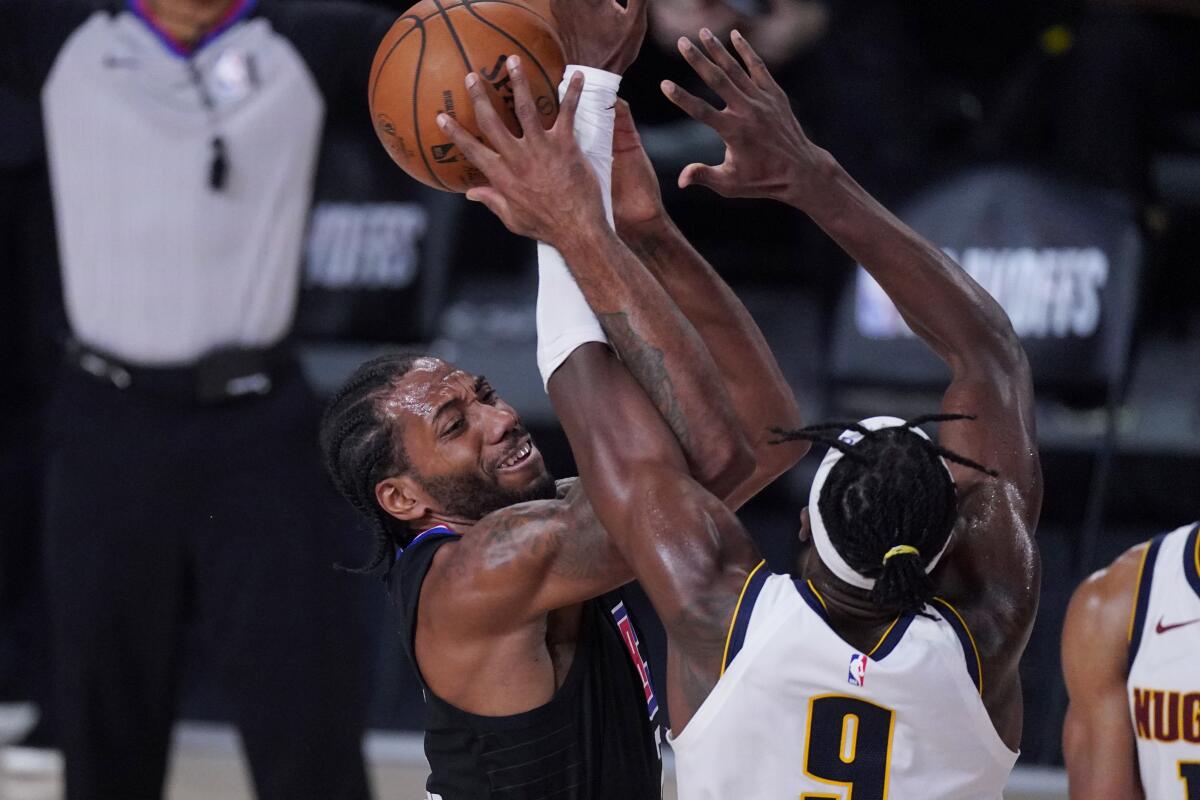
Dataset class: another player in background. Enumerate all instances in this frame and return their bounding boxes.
[439,28,1041,799]
[1062,521,1200,800]
[320,2,807,796]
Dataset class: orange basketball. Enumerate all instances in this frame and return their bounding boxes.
[369,0,566,192]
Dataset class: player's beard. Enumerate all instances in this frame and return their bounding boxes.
[415,465,557,522]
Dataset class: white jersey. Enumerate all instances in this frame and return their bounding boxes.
[669,563,1017,799]
[1126,522,1200,800]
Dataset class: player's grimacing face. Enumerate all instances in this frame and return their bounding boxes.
[380,358,555,518]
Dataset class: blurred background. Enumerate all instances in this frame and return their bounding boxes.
[1,0,1198,797]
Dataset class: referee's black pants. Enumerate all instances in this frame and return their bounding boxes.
[43,360,378,800]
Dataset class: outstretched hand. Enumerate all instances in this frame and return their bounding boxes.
[436,58,606,248]
[661,28,835,209]
[552,0,648,74]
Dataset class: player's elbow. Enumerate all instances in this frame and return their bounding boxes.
[693,436,756,501]
[976,303,1029,372]
[948,325,1030,389]
[991,321,1029,374]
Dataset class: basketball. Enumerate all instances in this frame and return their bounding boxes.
[369,0,566,192]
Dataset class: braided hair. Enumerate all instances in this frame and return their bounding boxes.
[319,353,423,573]
[771,414,998,615]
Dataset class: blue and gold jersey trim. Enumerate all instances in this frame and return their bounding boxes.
[931,597,983,696]
[795,579,831,624]
[720,560,769,677]
[792,580,912,663]
[1128,533,1166,673]
[867,612,915,660]
[1186,523,1200,601]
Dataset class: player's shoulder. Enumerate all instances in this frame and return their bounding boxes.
[419,495,581,636]
[429,494,580,585]
[1065,541,1150,646]
[1078,541,1149,606]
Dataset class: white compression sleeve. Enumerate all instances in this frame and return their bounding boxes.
[535,66,622,389]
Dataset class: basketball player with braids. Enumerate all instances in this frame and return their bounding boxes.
[320,3,807,797]
[1061,519,1200,800]
[439,28,1041,800]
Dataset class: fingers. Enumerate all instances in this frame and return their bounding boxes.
[611,98,642,153]
[436,111,500,178]
[613,98,634,133]
[730,29,778,93]
[463,71,518,160]
[677,34,743,106]
[678,162,733,196]
[624,0,648,35]
[698,28,755,95]
[660,79,722,129]
[506,56,544,138]
[554,70,585,135]
[464,186,512,222]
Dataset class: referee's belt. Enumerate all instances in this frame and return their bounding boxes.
[65,339,291,404]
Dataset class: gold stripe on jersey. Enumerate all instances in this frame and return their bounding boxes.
[867,616,902,658]
[719,559,767,679]
[932,597,984,696]
[1193,527,1200,582]
[807,580,829,613]
[1130,544,1153,642]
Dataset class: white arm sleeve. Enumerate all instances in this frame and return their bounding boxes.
[535,66,622,389]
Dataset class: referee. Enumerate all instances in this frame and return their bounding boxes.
[0,1,396,797]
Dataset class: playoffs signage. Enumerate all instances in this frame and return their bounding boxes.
[832,166,1141,393]
[856,246,1109,341]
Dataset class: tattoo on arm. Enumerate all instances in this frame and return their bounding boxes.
[479,495,623,583]
[597,311,694,454]
[551,511,621,581]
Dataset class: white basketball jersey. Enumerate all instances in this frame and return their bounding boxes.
[669,563,1017,799]
[1126,522,1200,800]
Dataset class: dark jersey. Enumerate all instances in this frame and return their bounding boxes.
[389,527,663,800]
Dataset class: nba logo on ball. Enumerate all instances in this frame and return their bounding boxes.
[848,653,868,687]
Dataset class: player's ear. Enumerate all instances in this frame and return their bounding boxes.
[798,506,812,542]
[376,475,430,522]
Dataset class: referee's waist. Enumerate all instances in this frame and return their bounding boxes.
[64,338,294,404]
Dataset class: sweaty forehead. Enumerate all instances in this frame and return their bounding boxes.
[375,360,476,424]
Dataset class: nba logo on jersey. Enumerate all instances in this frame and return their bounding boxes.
[848,653,868,687]
[611,601,659,720]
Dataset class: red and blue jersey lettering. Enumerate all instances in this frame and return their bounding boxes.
[611,600,659,721]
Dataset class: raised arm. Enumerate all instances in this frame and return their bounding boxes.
[1062,545,1146,800]
[609,100,807,509]
[437,62,761,731]
[539,0,755,499]
[662,29,1041,599]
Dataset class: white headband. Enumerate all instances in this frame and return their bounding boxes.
[807,416,956,591]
